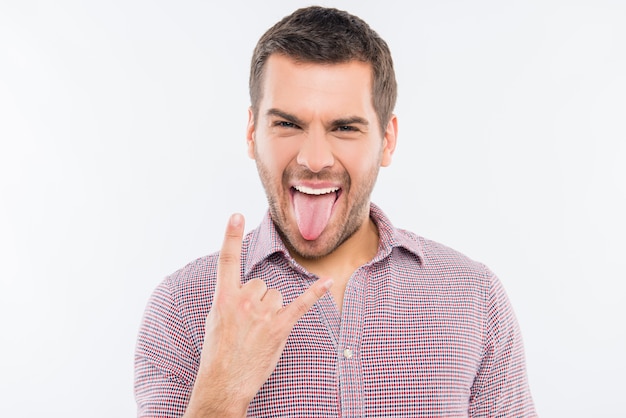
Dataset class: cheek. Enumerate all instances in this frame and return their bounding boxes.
[334,141,382,175]
[255,138,299,177]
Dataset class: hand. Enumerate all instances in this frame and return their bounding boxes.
[184,214,333,417]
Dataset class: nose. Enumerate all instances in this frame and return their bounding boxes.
[296,130,334,173]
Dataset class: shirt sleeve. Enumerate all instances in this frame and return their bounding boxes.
[469,271,537,417]
[135,278,199,417]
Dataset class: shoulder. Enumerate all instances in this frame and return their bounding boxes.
[142,252,221,336]
[372,204,492,283]
[398,229,492,277]
[155,226,260,307]
[162,252,219,297]
[389,228,497,301]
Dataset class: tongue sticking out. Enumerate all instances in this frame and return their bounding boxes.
[293,190,336,241]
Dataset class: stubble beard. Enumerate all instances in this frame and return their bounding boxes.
[255,158,381,260]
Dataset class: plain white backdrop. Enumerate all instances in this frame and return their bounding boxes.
[1,0,624,416]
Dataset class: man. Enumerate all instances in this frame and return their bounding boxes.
[135,6,536,417]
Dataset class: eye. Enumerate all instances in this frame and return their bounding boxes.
[274,121,299,129]
[335,125,359,132]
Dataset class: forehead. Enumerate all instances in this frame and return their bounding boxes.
[259,54,375,117]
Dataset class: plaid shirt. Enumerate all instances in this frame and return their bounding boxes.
[135,204,536,417]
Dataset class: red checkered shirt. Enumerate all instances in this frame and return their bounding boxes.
[135,204,536,417]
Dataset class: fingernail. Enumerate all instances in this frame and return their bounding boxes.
[322,278,334,291]
[230,213,243,227]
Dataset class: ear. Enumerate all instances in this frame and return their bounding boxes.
[380,114,398,167]
[246,107,256,160]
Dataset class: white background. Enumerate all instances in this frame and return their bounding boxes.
[1,0,624,416]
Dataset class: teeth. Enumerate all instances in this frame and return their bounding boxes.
[294,185,339,195]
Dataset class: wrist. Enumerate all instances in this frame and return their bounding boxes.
[184,378,249,418]
[183,400,247,418]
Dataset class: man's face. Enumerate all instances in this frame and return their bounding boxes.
[247,54,397,259]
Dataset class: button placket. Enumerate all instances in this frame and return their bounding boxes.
[337,269,367,417]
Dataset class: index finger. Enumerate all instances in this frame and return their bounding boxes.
[215,213,245,294]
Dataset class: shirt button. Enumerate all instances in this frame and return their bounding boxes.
[343,348,353,359]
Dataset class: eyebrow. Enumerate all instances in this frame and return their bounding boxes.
[331,116,369,127]
[266,108,369,128]
[266,109,305,126]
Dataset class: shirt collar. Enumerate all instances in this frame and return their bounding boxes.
[243,203,424,277]
[369,203,424,263]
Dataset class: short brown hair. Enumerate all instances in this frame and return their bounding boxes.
[249,6,397,133]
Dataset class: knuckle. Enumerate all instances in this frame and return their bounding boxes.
[218,252,239,265]
[243,278,268,295]
[264,288,284,306]
[224,229,241,239]
[239,298,253,312]
[309,285,326,300]
[245,278,266,288]
[290,297,309,316]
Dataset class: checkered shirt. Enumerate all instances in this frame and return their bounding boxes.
[135,204,536,417]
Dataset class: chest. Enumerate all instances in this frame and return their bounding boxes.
[247,262,485,417]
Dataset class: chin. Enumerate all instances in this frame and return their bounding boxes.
[281,230,328,259]
[288,224,356,260]
[291,240,334,260]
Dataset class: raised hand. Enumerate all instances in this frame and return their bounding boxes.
[184,214,333,417]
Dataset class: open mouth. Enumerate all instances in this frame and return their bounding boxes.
[293,185,340,197]
[290,185,342,240]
